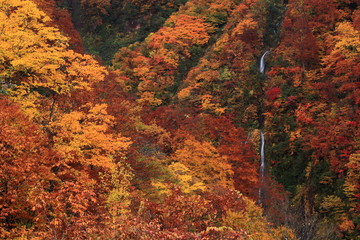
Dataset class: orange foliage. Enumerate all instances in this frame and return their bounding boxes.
[6,0,360,237]
[50,103,131,169]
[0,98,56,238]
[0,0,107,121]
[172,137,234,188]
[32,0,83,51]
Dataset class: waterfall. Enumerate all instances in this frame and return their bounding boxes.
[259,50,269,74]
[258,130,265,202]
[258,51,268,204]
[260,131,265,178]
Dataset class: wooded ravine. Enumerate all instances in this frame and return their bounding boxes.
[0,0,359,239]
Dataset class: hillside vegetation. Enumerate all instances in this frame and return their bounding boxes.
[0,0,359,239]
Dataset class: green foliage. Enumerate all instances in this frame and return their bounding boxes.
[78,0,188,64]
[255,0,286,47]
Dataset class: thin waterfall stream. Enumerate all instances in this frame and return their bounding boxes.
[259,130,265,202]
[258,51,268,204]
[260,50,269,74]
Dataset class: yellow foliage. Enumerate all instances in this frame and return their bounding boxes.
[0,0,107,119]
[150,47,181,67]
[166,14,212,45]
[105,163,133,217]
[138,122,172,147]
[333,22,360,59]
[232,18,258,37]
[168,162,207,193]
[342,153,360,234]
[272,226,297,240]
[222,197,297,240]
[320,195,344,214]
[51,103,131,169]
[344,153,360,201]
[0,0,68,87]
[151,180,171,196]
[222,198,270,239]
[146,13,212,60]
[137,91,163,106]
[201,94,226,114]
[177,86,193,100]
[172,137,234,188]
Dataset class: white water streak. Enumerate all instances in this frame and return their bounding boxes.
[260,51,270,74]
[258,50,269,203]
[260,131,265,177]
[258,130,265,202]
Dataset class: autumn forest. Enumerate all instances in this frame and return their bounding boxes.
[0,0,359,239]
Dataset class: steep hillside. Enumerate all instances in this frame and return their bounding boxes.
[0,0,359,239]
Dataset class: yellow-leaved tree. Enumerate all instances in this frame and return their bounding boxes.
[0,0,107,119]
[44,102,133,238]
[222,197,297,240]
[172,136,234,189]
[50,103,131,169]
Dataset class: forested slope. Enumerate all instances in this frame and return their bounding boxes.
[0,0,358,239]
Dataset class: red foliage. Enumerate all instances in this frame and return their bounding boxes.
[0,98,57,234]
[33,0,84,52]
[265,87,281,101]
